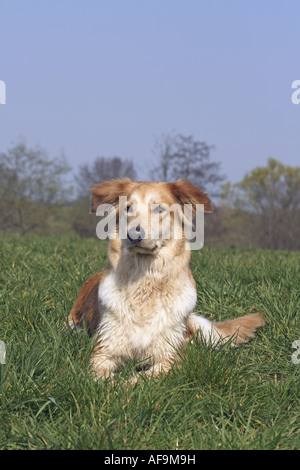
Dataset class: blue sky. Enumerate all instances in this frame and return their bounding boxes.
[0,0,299,185]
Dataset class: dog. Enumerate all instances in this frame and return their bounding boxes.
[68,178,265,381]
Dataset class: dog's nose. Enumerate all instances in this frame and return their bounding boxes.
[127,225,145,242]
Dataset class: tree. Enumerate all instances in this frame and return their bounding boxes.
[150,132,225,196]
[221,158,300,250]
[72,155,137,237]
[75,156,137,197]
[237,158,300,213]
[0,140,72,234]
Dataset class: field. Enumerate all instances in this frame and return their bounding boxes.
[0,235,299,450]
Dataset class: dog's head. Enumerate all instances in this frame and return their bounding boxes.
[91,178,212,256]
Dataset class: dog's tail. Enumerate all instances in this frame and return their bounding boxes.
[187,312,265,346]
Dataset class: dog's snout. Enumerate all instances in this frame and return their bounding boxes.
[127,225,145,242]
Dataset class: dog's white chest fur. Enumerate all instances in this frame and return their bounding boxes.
[98,270,197,362]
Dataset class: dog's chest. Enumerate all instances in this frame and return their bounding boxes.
[98,271,197,354]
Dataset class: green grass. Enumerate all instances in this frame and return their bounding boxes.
[0,235,299,450]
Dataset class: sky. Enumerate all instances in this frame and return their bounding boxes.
[0,0,300,186]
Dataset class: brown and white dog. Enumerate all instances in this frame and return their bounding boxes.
[68,178,265,381]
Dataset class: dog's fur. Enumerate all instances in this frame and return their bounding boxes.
[68,179,265,380]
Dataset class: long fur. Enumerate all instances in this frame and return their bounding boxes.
[68,179,265,380]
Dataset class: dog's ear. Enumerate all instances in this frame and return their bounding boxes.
[169,179,213,213]
[90,178,134,213]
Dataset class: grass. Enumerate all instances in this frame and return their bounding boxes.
[0,235,299,450]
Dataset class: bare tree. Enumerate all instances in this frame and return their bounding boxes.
[75,156,137,197]
[149,133,176,182]
[72,155,137,237]
[150,132,225,196]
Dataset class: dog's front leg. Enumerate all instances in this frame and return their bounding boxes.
[130,360,173,384]
[90,346,119,380]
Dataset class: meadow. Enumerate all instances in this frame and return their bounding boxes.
[0,235,299,450]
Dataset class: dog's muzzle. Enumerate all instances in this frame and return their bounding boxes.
[127,225,146,243]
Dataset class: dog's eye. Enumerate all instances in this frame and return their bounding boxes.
[126,205,133,213]
[153,205,166,213]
